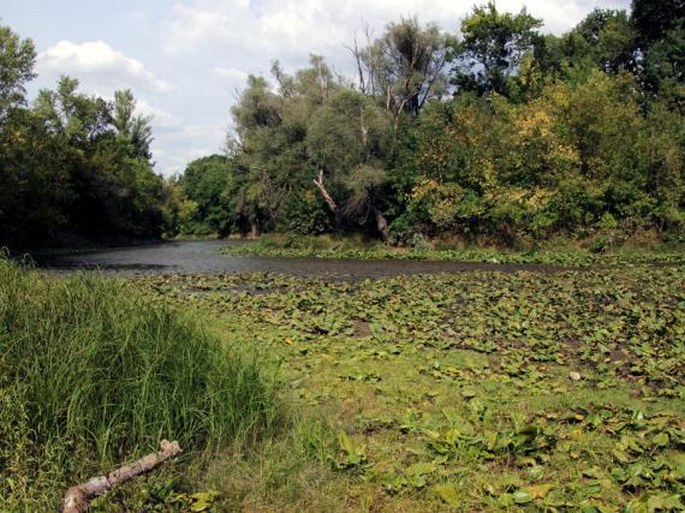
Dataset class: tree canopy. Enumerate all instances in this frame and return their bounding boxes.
[0,26,176,249]
[1,1,683,250]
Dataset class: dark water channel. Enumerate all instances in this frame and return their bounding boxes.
[33,240,570,278]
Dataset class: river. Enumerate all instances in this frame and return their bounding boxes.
[33,239,570,278]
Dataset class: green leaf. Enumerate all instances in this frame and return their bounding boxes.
[612,449,631,464]
[524,483,554,499]
[434,483,460,507]
[651,432,669,448]
[461,387,477,399]
[406,462,436,477]
[339,431,355,454]
[512,489,534,504]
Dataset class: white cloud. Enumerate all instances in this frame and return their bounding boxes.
[166,0,631,63]
[135,99,183,130]
[38,40,170,94]
[152,121,229,174]
[210,66,249,82]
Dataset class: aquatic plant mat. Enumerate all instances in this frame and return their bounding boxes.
[135,264,684,512]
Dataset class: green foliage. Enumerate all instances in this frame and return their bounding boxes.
[449,2,543,97]
[548,9,636,76]
[2,4,684,249]
[137,264,685,511]
[358,17,447,116]
[0,258,280,509]
[180,154,238,237]
[0,25,35,121]
[223,233,685,266]
[202,4,685,245]
[112,89,153,160]
[0,52,175,249]
[284,190,332,235]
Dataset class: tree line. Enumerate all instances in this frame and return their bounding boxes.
[0,27,181,249]
[180,0,683,248]
[1,0,683,251]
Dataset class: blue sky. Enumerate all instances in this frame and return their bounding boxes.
[2,0,631,176]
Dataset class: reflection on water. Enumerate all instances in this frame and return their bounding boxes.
[34,240,570,278]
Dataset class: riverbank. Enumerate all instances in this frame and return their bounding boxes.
[221,234,685,267]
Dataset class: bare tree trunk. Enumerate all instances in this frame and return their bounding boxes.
[372,205,389,241]
[313,169,343,228]
[249,219,260,238]
[63,440,182,513]
[359,107,368,146]
[347,36,366,94]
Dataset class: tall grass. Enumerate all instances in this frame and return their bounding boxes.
[0,256,279,508]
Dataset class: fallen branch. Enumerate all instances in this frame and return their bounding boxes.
[313,169,343,228]
[62,439,182,513]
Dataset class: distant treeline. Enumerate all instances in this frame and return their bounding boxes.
[179,0,683,247]
[1,0,683,251]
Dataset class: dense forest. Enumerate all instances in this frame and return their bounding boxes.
[0,28,182,249]
[180,0,684,248]
[1,0,683,250]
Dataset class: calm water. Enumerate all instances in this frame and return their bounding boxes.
[34,239,569,278]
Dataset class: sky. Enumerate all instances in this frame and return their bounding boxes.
[2,0,631,176]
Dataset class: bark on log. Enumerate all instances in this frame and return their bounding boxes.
[62,440,182,513]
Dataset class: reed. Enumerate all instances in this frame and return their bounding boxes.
[0,256,279,508]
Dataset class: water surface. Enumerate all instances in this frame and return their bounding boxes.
[34,239,570,278]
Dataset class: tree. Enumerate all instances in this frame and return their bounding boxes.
[31,77,169,241]
[306,89,394,236]
[112,89,153,160]
[631,0,685,100]
[0,25,36,123]
[353,17,447,119]
[449,2,542,97]
[560,9,635,74]
[230,71,315,233]
[631,0,685,46]
[181,154,237,236]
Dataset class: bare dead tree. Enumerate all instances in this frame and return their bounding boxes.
[313,169,343,228]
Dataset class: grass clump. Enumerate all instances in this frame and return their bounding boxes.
[0,256,279,510]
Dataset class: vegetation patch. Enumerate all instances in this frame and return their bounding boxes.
[135,264,685,511]
[222,234,685,267]
[0,257,280,510]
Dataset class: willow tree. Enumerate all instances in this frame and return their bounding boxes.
[229,57,342,234]
[306,89,394,237]
[351,17,447,121]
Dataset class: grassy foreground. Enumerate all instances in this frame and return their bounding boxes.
[0,257,279,511]
[222,234,685,267]
[138,265,685,512]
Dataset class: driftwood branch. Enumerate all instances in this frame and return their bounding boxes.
[62,440,182,513]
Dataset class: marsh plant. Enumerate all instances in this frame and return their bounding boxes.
[0,257,280,509]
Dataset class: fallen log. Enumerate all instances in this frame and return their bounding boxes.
[62,439,182,513]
